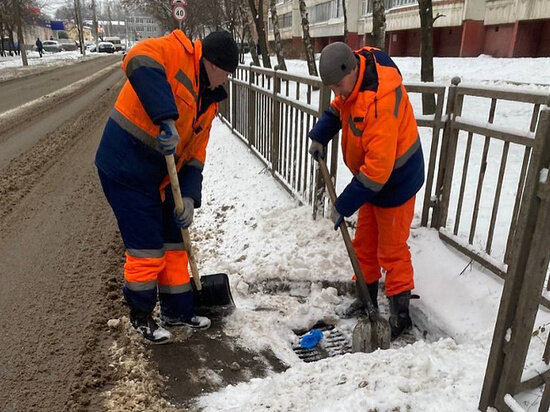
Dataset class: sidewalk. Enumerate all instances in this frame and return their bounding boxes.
[185,117,549,411]
[199,117,509,344]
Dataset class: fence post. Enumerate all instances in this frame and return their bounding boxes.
[420,87,445,227]
[247,67,256,148]
[479,103,550,411]
[432,76,462,229]
[271,69,281,175]
[313,84,332,220]
[231,75,236,132]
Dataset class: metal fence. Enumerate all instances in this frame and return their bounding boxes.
[219,64,550,411]
[220,67,549,289]
[219,64,332,216]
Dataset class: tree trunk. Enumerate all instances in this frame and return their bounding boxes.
[247,0,271,68]
[269,0,286,70]
[298,0,317,76]
[241,6,261,66]
[15,1,27,66]
[238,24,247,64]
[0,20,5,57]
[418,0,436,114]
[372,0,386,50]
[8,29,16,56]
[73,0,86,55]
[342,0,348,44]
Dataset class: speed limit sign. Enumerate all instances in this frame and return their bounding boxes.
[173,5,186,22]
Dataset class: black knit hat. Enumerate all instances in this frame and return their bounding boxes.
[202,31,239,73]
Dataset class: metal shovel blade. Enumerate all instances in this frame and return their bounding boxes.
[351,316,391,353]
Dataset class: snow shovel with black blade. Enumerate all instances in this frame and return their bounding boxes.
[318,158,390,353]
[165,154,235,314]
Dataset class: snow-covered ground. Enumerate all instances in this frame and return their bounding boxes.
[192,55,550,412]
[2,50,550,411]
[0,50,102,82]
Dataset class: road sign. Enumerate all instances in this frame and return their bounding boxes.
[173,5,186,21]
[171,0,187,5]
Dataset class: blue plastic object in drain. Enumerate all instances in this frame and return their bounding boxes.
[300,329,323,349]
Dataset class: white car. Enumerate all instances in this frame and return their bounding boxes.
[89,41,116,53]
[41,40,62,53]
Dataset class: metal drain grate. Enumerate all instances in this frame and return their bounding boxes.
[292,323,351,363]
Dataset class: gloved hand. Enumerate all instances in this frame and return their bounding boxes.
[331,207,344,231]
[173,197,194,229]
[157,119,179,155]
[308,140,325,161]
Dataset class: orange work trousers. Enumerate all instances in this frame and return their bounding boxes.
[352,196,416,297]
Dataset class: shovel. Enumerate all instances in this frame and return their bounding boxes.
[165,154,235,314]
[318,157,390,353]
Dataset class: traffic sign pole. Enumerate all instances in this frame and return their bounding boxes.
[172,3,187,29]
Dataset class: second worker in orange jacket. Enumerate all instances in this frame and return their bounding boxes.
[308,42,425,340]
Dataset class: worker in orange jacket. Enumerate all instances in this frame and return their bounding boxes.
[308,42,424,340]
[95,30,239,343]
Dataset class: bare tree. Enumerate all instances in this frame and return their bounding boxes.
[269,0,286,70]
[73,0,85,55]
[298,0,317,76]
[247,0,271,68]
[234,0,250,63]
[244,14,261,65]
[418,0,444,114]
[14,0,28,66]
[8,0,43,64]
[372,0,385,50]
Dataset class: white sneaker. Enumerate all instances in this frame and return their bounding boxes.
[160,314,211,330]
[130,312,172,344]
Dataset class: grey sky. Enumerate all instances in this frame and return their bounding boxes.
[42,0,67,17]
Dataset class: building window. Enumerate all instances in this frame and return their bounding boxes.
[269,11,292,30]
[363,0,416,15]
[308,0,343,24]
[279,12,292,29]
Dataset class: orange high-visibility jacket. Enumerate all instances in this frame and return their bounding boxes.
[96,30,221,204]
[309,46,424,215]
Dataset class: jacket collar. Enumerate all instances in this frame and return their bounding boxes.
[339,54,366,107]
[173,29,194,54]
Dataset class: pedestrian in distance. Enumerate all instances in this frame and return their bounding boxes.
[308,42,425,340]
[35,38,43,57]
[95,30,239,344]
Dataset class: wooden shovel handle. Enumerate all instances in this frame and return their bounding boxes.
[318,158,377,316]
[165,154,202,291]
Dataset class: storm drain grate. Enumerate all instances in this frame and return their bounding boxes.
[292,323,351,363]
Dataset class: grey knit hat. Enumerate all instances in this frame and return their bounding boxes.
[319,42,357,85]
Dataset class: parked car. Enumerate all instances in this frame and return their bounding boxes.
[103,36,124,52]
[41,40,62,53]
[97,41,115,53]
[58,39,78,51]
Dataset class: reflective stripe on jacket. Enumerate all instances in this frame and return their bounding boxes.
[309,46,424,212]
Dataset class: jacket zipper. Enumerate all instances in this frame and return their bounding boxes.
[374,96,378,118]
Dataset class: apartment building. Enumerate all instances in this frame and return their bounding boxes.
[125,15,163,42]
[268,0,550,57]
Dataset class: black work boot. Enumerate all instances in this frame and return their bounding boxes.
[389,291,412,340]
[129,308,172,344]
[342,281,379,318]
